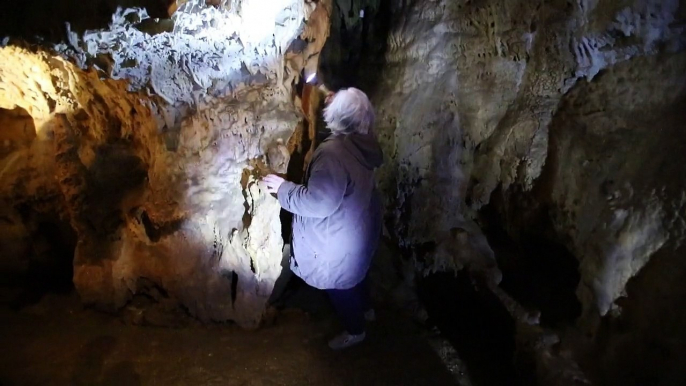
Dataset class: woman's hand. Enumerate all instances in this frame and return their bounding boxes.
[325,91,335,105]
[263,174,286,194]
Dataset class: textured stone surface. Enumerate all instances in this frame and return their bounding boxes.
[364,0,684,310]
[0,0,331,328]
[371,0,682,239]
[531,52,686,385]
[341,0,685,383]
[541,53,686,324]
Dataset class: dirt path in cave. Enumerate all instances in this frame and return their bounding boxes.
[0,289,463,386]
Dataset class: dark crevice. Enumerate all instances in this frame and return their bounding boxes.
[140,210,158,241]
[139,210,185,243]
[230,271,239,307]
[0,106,36,157]
[320,0,392,96]
[123,277,196,328]
[134,277,170,300]
[418,271,522,386]
[240,169,254,229]
[241,202,252,229]
[2,213,77,310]
[280,76,314,243]
[478,187,583,328]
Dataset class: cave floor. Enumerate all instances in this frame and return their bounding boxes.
[0,288,466,386]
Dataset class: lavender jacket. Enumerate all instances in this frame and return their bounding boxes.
[277,133,383,290]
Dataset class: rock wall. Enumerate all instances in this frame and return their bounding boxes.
[521,52,686,385]
[341,0,685,383]
[0,0,331,328]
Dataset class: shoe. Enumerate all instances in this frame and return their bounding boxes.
[328,331,366,350]
[364,309,376,322]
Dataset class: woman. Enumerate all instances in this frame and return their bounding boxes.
[263,87,383,350]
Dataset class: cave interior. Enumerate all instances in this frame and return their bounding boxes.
[0,1,685,385]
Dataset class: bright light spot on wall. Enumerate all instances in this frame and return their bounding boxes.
[240,0,296,46]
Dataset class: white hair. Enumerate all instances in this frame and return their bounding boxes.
[323,87,375,135]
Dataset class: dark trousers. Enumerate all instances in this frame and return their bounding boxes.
[326,277,370,335]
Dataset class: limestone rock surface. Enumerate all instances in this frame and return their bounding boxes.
[348,0,685,383]
[0,0,332,328]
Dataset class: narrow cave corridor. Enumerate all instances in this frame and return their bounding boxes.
[1,1,686,386]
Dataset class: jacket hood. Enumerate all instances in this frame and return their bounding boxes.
[340,132,384,169]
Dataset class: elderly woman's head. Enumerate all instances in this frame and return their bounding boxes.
[323,87,375,136]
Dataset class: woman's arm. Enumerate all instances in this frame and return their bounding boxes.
[264,154,347,218]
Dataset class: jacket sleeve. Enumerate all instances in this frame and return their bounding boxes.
[277,153,347,218]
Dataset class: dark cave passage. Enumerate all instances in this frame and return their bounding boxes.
[1,213,77,311]
[479,212,583,328]
[414,221,585,386]
[418,270,523,386]
[488,230,582,328]
[475,182,583,330]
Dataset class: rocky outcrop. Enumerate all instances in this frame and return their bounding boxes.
[527,51,686,385]
[0,0,331,328]
[344,0,685,383]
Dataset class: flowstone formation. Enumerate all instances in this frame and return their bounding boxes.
[356,0,685,383]
[0,0,332,328]
[371,0,684,272]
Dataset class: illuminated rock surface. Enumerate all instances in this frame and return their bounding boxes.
[0,0,331,328]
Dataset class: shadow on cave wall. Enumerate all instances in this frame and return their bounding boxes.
[0,58,151,315]
[2,211,77,310]
[0,107,76,309]
[1,133,147,312]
